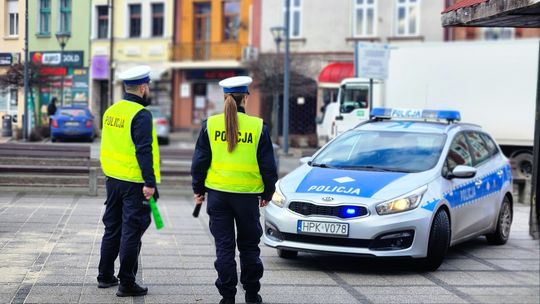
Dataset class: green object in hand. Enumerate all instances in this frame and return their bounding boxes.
[149,197,164,230]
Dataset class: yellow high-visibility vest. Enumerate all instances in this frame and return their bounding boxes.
[205,113,264,193]
[100,100,161,184]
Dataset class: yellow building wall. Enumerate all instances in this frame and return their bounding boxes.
[0,0,26,130]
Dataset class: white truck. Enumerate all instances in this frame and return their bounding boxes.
[317,39,538,180]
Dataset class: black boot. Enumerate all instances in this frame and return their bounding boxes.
[116,282,148,297]
[97,276,119,288]
[245,293,263,304]
[219,297,235,304]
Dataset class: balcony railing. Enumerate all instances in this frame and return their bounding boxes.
[173,42,243,61]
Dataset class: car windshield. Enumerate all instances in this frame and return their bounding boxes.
[58,109,87,117]
[311,130,446,173]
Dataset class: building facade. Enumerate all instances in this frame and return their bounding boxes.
[90,0,174,126]
[0,0,25,129]
[259,0,445,145]
[171,0,260,130]
[28,0,91,127]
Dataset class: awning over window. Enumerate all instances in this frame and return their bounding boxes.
[318,62,354,87]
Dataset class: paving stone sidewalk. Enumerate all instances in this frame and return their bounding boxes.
[0,192,538,304]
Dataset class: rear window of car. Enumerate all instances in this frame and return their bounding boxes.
[58,109,87,117]
[479,133,499,156]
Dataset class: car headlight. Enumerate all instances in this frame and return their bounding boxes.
[271,183,286,208]
[376,186,427,215]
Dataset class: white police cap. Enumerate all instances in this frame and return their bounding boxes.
[119,65,151,85]
[219,76,252,94]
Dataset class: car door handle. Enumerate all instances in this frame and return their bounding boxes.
[475,180,483,187]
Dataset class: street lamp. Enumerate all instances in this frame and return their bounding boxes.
[269,26,285,142]
[55,31,71,107]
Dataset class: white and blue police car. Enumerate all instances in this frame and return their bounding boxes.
[264,108,513,270]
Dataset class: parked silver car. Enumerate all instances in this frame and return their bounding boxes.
[147,106,170,145]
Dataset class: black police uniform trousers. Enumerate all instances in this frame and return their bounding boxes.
[207,189,264,298]
[97,177,151,286]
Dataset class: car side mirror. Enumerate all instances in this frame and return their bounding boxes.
[300,156,312,165]
[449,165,477,179]
[335,115,344,121]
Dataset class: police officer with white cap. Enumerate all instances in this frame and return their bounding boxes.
[97,65,161,297]
[191,76,278,304]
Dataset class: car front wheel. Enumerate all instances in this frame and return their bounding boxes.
[419,209,450,271]
[486,196,512,245]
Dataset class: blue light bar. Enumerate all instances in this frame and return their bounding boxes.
[370,108,461,122]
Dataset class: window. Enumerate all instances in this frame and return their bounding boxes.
[222,0,240,41]
[7,0,18,37]
[480,133,499,156]
[59,0,71,33]
[339,84,369,113]
[0,89,8,112]
[466,132,491,166]
[9,88,18,107]
[151,3,164,37]
[38,0,51,34]
[396,0,419,36]
[483,28,514,40]
[445,133,473,175]
[129,4,141,37]
[312,130,446,173]
[284,0,302,38]
[354,0,376,37]
[96,5,109,39]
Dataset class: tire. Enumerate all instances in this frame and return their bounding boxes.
[419,209,450,271]
[277,248,298,259]
[486,196,512,245]
[51,137,57,143]
[511,152,533,180]
[162,137,170,145]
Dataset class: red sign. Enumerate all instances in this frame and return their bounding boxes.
[40,67,67,76]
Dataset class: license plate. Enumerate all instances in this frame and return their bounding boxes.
[65,121,79,127]
[297,220,349,236]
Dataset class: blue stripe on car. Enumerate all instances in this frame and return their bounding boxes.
[295,168,406,198]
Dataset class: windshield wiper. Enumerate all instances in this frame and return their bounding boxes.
[310,162,336,169]
[338,165,410,173]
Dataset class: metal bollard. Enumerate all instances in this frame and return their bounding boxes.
[89,167,98,196]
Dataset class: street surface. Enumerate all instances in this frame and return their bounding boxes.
[0,192,538,304]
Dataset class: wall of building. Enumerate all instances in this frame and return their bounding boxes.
[260,0,445,55]
[29,0,91,55]
[0,0,26,130]
[90,0,174,128]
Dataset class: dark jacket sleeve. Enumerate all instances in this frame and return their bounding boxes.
[131,109,157,189]
[258,123,278,201]
[191,120,211,195]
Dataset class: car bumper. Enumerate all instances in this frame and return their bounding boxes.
[263,202,432,258]
[155,125,169,138]
[52,128,94,138]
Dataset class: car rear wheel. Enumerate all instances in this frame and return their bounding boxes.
[486,196,512,245]
[419,209,450,271]
[51,137,57,143]
[277,248,298,259]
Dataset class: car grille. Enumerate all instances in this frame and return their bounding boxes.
[282,233,371,248]
[288,201,369,219]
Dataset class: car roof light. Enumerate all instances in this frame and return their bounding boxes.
[370,108,461,123]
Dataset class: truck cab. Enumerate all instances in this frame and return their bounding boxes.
[317,78,382,146]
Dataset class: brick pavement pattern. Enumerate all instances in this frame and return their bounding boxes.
[0,192,538,304]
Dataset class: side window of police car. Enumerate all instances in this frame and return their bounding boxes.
[479,133,500,157]
[466,132,492,166]
[443,133,473,177]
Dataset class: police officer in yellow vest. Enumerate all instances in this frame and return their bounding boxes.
[191,76,278,304]
[98,65,160,297]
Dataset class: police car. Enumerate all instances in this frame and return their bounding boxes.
[264,108,513,270]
